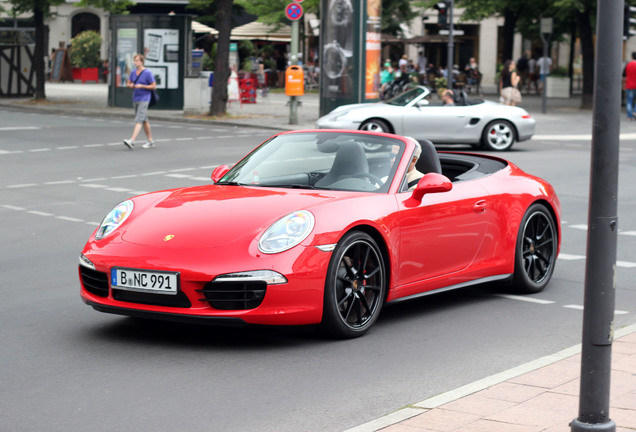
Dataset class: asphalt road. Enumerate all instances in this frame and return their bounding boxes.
[1,108,635,432]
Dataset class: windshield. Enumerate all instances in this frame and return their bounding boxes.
[385,86,428,106]
[217,132,405,193]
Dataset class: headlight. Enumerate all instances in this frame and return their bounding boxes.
[259,210,315,254]
[95,200,134,240]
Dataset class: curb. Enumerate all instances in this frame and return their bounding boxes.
[343,322,636,432]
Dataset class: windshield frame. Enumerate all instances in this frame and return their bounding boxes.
[216,131,407,194]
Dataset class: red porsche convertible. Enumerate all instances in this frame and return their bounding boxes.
[79,130,561,338]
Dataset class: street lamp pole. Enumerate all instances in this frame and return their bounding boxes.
[569,0,621,430]
[446,0,454,89]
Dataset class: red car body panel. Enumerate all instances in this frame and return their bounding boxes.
[79,130,561,327]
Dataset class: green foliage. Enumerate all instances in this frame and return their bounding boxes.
[202,44,217,71]
[76,0,133,14]
[382,0,418,36]
[235,0,319,24]
[551,66,569,76]
[70,30,102,68]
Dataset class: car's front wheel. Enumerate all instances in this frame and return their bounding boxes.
[512,203,558,293]
[481,120,515,151]
[321,231,387,338]
[360,119,391,134]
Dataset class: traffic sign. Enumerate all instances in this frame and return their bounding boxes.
[285,2,303,20]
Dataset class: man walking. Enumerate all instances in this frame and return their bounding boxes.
[624,52,636,120]
[123,53,156,150]
[536,54,552,94]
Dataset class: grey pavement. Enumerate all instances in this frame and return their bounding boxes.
[2,83,635,432]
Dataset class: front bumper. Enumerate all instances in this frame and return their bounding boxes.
[79,244,331,326]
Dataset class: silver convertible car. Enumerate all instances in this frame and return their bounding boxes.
[316,86,536,151]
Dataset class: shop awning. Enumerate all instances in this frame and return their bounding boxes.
[192,21,218,35]
[230,21,291,42]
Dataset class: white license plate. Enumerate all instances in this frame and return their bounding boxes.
[111,268,179,295]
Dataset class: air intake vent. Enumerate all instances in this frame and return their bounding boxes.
[197,281,266,310]
[79,266,109,297]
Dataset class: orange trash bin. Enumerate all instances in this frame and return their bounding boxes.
[285,65,305,96]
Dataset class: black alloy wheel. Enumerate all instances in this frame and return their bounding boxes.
[321,231,386,338]
[512,203,558,293]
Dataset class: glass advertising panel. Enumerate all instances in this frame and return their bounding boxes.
[144,29,179,89]
[365,0,381,100]
[116,28,137,87]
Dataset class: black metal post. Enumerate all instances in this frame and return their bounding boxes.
[569,0,621,431]
[446,0,454,89]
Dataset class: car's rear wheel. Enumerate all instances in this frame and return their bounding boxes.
[321,231,386,338]
[512,203,558,293]
[360,119,391,134]
[481,120,515,151]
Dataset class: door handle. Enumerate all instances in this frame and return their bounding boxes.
[473,200,487,213]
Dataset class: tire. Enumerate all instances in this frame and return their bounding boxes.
[511,204,558,293]
[481,120,515,151]
[360,119,391,134]
[321,231,387,338]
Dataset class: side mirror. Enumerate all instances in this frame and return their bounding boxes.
[211,164,230,183]
[416,99,429,107]
[411,172,452,201]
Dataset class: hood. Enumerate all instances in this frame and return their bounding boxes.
[324,102,386,116]
[120,185,341,249]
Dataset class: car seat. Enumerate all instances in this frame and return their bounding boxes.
[416,139,442,174]
[453,90,468,106]
[316,141,369,187]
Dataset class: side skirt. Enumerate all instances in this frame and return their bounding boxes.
[387,274,512,304]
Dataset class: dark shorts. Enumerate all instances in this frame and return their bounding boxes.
[133,101,150,123]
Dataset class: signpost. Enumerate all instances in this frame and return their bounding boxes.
[286,0,303,124]
[446,0,454,89]
[540,18,552,114]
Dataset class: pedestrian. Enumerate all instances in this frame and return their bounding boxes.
[417,50,427,81]
[380,60,394,99]
[499,60,522,106]
[123,53,156,150]
[527,54,538,94]
[516,51,529,92]
[537,54,552,93]
[624,52,636,120]
[398,54,408,70]
[464,57,480,93]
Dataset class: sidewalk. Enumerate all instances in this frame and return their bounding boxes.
[0,82,589,134]
[347,323,636,432]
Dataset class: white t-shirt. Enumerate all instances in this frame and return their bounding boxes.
[537,57,552,74]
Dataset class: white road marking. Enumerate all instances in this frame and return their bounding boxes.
[558,253,586,260]
[28,211,53,217]
[533,132,636,141]
[0,126,41,131]
[563,305,629,314]
[6,184,37,189]
[495,294,555,304]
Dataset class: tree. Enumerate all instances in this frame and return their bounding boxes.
[6,0,130,100]
[421,0,595,109]
[382,0,418,36]
[188,0,237,116]
[235,0,319,24]
[555,0,596,109]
